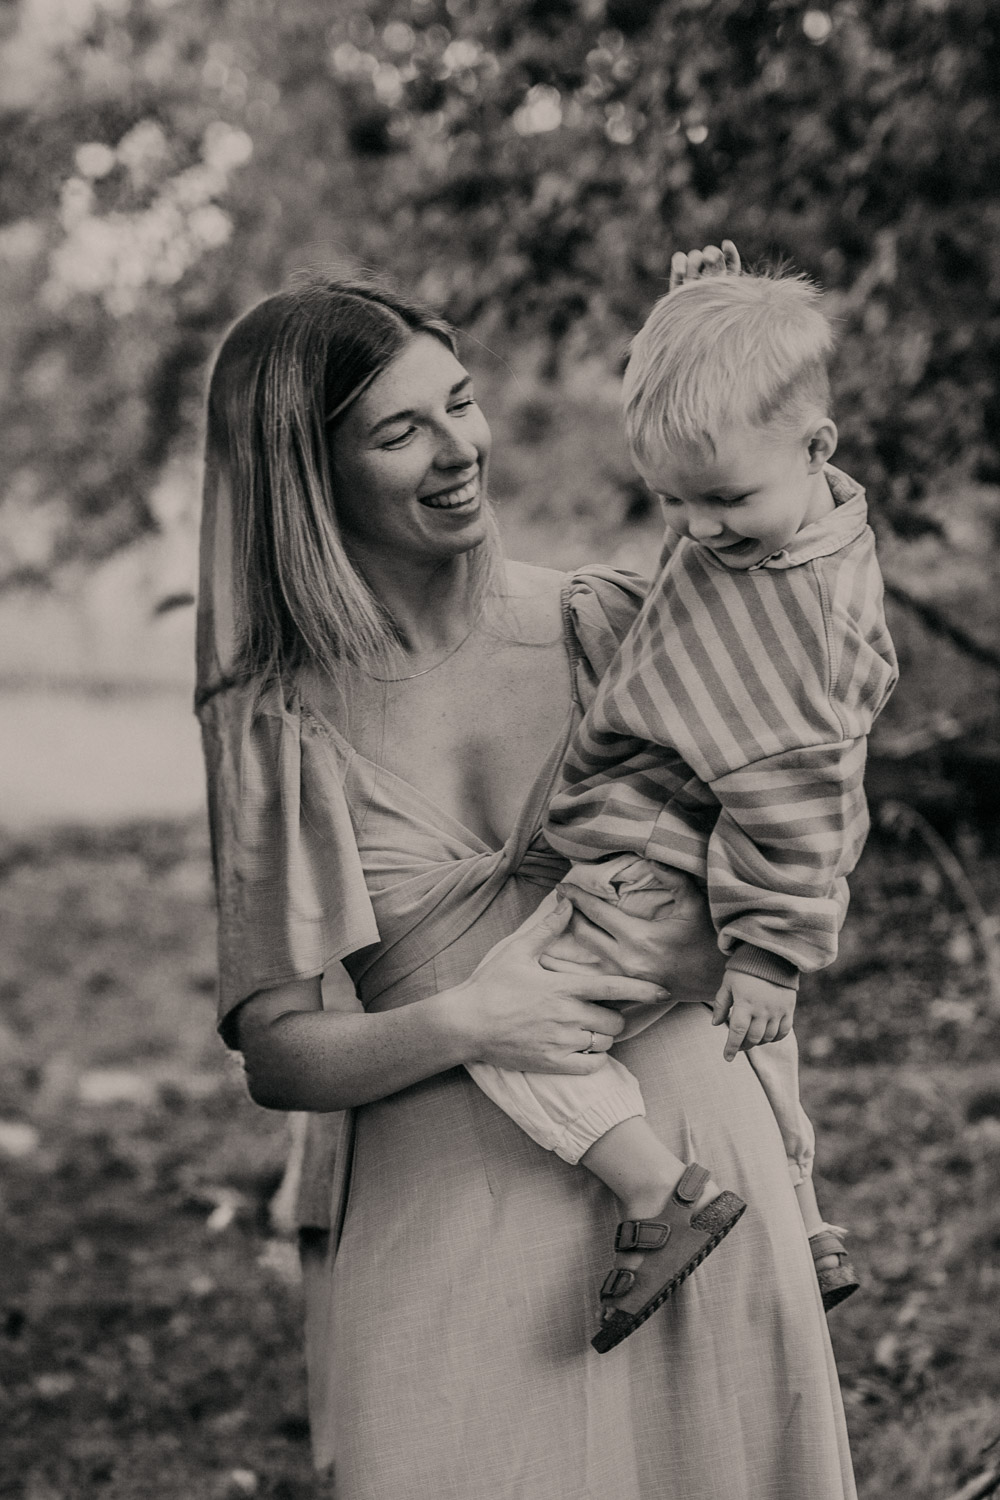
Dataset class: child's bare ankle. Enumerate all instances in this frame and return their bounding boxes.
[622,1166,719,1225]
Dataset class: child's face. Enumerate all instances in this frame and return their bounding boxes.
[637,421,835,570]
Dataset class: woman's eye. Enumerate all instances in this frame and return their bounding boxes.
[449,397,476,416]
[380,427,415,450]
[659,495,682,507]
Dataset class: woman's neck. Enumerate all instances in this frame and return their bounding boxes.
[351,545,482,657]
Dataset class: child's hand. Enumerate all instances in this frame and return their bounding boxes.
[669,239,741,292]
[712,972,796,1062]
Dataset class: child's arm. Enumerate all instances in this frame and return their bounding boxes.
[705,737,868,979]
[692,542,896,983]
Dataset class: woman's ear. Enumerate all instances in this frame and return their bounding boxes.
[807,417,838,472]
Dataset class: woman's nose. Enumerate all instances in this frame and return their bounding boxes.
[434,425,479,470]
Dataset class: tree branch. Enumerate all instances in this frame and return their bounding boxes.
[943,1466,1000,1500]
[879,800,1000,1008]
[883,579,1000,676]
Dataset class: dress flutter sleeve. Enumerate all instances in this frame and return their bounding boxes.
[563,564,648,709]
[198,682,380,1044]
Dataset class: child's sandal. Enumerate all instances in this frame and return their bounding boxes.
[809,1226,859,1311]
[591,1163,746,1354]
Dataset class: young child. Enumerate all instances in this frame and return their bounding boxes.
[467,259,898,1353]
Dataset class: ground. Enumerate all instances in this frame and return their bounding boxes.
[1,818,999,1499]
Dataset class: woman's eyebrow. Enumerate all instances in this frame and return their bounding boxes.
[367,375,472,437]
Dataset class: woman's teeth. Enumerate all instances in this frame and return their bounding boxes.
[421,477,478,509]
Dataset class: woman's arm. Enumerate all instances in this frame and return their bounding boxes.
[235,897,673,1112]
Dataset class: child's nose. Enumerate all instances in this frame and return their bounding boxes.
[687,512,724,540]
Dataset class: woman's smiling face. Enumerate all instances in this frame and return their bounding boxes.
[329,332,492,568]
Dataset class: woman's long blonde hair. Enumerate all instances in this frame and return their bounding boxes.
[205,274,502,687]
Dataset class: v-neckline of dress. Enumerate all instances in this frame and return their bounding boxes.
[301,579,582,859]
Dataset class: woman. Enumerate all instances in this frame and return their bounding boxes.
[196,267,857,1499]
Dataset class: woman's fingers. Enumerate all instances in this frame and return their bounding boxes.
[571,973,670,1008]
[562,999,627,1037]
[721,238,741,274]
[559,884,629,935]
[558,1051,613,1076]
[578,1027,614,1053]
[517,892,574,954]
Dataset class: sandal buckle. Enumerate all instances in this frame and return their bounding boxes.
[600,1267,636,1300]
[615,1219,670,1252]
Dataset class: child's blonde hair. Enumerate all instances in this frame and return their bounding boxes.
[623,269,834,462]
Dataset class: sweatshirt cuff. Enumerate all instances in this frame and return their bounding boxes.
[726,942,800,990]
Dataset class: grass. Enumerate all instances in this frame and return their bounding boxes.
[1,818,999,1498]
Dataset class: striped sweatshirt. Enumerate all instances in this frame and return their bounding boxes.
[546,466,898,987]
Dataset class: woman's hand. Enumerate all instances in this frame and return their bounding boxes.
[446,895,672,1075]
[551,865,725,1004]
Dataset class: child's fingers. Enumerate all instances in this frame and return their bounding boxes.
[723,1002,752,1061]
[668,250,688,291]
[739,1015,769,1052]
[711,981,731,1026]
[760,1017,782,1045]
[775,1015,794,1042]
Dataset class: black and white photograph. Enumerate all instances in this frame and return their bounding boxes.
[1,2,998,1496]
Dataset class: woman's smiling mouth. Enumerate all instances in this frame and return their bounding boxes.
[419,475,479,509]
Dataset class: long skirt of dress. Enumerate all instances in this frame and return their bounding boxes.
[301,1000,857,1500]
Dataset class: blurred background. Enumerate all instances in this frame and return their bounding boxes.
[2,1,999,1497]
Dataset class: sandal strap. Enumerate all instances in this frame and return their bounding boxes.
[809,1229,847,1260]
[615,1219,671,1252]
[673,1162,711,1206]
[613,1164,712,1253]
[600,1267,637,1300]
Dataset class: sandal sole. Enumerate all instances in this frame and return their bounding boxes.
[591,1191,746,1354]
[819,1270,860,1312]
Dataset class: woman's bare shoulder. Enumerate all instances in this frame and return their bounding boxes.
[500,560,566,635]
[503,558,564,595]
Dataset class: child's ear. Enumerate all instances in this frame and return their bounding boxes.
[806,418,838,472]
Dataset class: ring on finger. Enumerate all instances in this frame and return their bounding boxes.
[586,1029,601,1054]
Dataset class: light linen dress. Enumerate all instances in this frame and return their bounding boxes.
[203,568,857,1500]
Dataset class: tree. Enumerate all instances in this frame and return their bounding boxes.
[2,0,998,581]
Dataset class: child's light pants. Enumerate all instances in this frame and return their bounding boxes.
[466,878,816,1186]
[468,1012,814,1183]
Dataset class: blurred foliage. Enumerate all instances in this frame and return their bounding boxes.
[1,0,999,583]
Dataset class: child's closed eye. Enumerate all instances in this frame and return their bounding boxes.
[659,494,751,508]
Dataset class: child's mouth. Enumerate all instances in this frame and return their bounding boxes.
[710,537,758,556]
